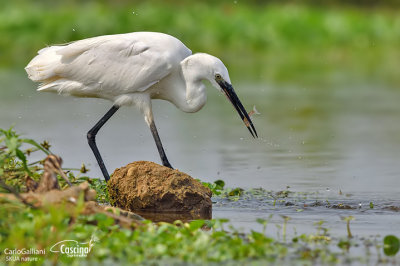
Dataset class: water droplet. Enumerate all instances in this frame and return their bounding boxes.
[326,188,330,191]
[239,137,244,140]
[72,28,76,32]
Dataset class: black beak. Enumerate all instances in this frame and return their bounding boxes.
[217,80,258,138]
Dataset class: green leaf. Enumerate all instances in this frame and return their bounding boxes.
[5,136,20,153]
[256,218,268,225]
[189,220,205,231]
[250,230,267,241]
[15,148,32,176]
[217,218,229,224]
[338,239,350,251]
[383,235,400,256]
[214,179,225,189]
[15,148,27,163]
[228,188,243,196]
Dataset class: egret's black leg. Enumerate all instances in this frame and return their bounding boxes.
[87,105,119,182]
[149,120,173,168]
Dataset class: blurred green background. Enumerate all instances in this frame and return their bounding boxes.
[1,0,400,86]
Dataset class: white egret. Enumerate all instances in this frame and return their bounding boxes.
[25,32,257,182]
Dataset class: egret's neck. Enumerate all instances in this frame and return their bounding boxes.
[177,58,208,113]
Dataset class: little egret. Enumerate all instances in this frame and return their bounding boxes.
[25,32,257,182]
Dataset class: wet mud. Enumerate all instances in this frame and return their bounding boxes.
[108,161,212,221]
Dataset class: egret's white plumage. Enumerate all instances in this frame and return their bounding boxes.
[26,31,257,182]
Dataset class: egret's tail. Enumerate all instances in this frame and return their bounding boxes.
[25,46,64,91]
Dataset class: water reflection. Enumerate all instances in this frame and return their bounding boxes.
[1,70,399,195]
[135,211,212,224]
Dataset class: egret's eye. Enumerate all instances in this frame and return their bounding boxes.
[215,74,222,80]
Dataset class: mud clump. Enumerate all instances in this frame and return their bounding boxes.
[108,161,212,221]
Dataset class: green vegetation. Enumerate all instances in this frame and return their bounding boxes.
[0,127,83,192]
[201,179,226,195]
[1,127,399,264]
[0,127,50,190]
[1,0,400,85]
[0,203,360,264]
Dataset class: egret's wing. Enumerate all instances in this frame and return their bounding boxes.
[54,34,186,94]
[26,33,191,100]
[26,36,121,83]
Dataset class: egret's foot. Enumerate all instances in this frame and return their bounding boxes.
[163,161,173,169]
[102,173,111,183]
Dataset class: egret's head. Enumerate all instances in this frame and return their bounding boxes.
[207,58,231,92]
[196,53,258,138]
[182,53,257,137]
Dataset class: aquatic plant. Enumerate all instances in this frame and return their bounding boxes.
[0,127,50,189]
[383,235,400,256]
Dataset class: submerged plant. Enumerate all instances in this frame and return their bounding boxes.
[341,216,355,238]
[281,215,291,242]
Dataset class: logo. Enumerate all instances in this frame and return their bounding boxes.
[49,235,98,257]
[3,248,45,262]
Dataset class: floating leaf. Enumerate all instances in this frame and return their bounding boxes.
[214,179,225,189]
[228,187,243,196]
[338,239,351,251]
[383,235,400,256]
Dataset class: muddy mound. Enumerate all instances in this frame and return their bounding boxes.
[107,161,212,221]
